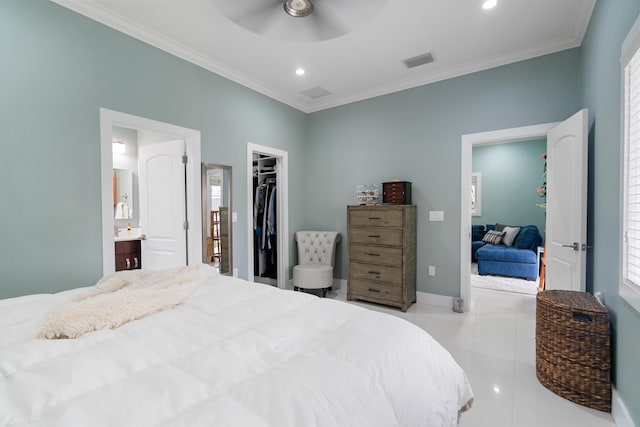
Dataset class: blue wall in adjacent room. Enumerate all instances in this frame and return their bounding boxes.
[472,139,547,237]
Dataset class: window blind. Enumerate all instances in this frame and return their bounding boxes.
[624,49,640,289]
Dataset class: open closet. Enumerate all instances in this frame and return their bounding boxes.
[253,153,278,286]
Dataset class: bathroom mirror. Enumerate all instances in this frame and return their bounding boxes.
[113,168,133,220]
[202,163,233,275]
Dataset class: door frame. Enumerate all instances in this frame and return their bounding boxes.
[246,143,289,289]
[460,122,558,310]
[100,108,202,275]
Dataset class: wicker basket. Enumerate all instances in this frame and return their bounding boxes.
[535,290,611,412]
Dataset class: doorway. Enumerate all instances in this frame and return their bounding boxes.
[99,108,202,275]
[460,122,558,310]
[201,163,233,275]
[246,143,289,289]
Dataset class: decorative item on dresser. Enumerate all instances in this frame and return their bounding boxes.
[347,205,417,312]
[382,181,412,204]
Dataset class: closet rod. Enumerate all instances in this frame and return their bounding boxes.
[254,154,277,161]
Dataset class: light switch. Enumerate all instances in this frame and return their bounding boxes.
[429,211,444,221]
[232,212,238,223]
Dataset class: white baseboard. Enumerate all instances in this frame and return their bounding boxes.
[416,291,454,309]
[613,387,636,427]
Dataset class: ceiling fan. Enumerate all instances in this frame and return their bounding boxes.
[213,0,388,42]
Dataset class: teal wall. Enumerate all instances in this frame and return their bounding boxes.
[581,0,640,423]
[471,139,546,236]
[306,50,581,296]
[2,0,640,421]
[0,0,308,298]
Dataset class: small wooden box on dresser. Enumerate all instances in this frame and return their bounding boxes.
[347,205,417,312]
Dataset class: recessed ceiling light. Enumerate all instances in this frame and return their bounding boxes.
[296,68,305,76]
[482,0,497,10]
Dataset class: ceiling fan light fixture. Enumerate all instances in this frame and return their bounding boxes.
[284,0,313,17]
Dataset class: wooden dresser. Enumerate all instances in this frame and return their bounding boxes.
[347,205,416,312]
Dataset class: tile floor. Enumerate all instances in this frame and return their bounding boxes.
[327,286,615,427]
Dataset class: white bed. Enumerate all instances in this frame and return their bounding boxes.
[0,267,473,426]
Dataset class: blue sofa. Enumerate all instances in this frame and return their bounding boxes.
[473,224,543,281]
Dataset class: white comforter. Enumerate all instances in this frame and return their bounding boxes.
[0,272,473,427]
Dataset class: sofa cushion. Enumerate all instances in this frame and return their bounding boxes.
[475,244,537,264]
[502,226,521,247]
[472,241,486,262]
[514,225,542,251]
[482,230,505,245]
[471,225,485,241]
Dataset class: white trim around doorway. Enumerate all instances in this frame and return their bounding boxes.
[460,122,558,311]
[246,143,289,289]
[99,108,202,275]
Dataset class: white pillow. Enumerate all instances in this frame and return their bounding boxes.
[502,226,521,247]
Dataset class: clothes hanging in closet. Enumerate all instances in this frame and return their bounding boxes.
[253,178,277,278]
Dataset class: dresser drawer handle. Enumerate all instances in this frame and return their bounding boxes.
[366,253,380,257]
[368,217,381,220]
[368,288,381,293]
[125,258,131,269]
[368,271,381,275]
[368,235,380,238]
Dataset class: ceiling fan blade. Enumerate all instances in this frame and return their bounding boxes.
[312,0,388,39]
[214,0,389,42]
[213,0,282,29]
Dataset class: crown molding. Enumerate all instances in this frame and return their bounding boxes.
[50,0,313,113]
[50,0,595,115]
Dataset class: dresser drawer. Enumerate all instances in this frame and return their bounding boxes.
[349,244,403,266]
[350,262,402,285]
[349,227,403,246]
[349,279,402,303]
[349,209,403,228]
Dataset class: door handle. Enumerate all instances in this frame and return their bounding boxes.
[562,242,579,251]
[126,258,131,269]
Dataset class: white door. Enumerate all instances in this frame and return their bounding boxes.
[139,140,187,269]
[545,109,588,292]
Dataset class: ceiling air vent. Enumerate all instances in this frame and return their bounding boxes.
[403,52,435,69]
[302,86,331,99]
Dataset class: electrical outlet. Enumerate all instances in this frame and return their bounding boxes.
[428,266,435,276]
[233,268,238,277]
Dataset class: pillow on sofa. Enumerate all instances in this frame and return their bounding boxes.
[495,223,508,232]
[502,226,521,247]
[482,230,505,245]
[515,225,541,250]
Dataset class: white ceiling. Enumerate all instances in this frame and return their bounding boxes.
[52,0,596,113]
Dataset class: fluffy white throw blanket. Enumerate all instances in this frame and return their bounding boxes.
[38,264,215,339]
